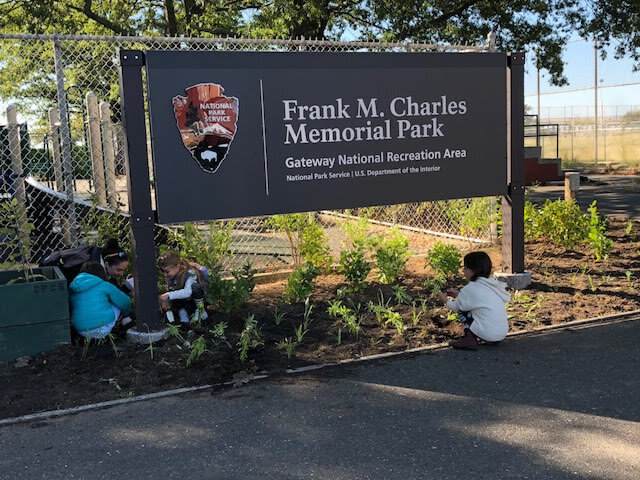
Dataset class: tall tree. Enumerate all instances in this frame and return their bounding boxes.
[0,0,638,84]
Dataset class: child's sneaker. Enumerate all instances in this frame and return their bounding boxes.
[191,299,208,323]
[449,329,478,350]
[178,308,190,324]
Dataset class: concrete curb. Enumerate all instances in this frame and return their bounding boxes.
[2,309,639,427]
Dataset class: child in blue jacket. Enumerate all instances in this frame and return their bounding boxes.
[69,262,132,339]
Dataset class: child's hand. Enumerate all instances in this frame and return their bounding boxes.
[159,293,170,310]
[446,288,459,298]
[437,292,448,304]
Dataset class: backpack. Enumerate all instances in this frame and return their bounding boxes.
[41,245,102,284]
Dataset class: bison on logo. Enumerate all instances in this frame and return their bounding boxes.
[172,83,239,173]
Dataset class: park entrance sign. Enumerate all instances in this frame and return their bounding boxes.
[118,49,524,332]
[145,51,507,224]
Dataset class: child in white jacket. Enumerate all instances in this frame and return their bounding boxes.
[438,251,511,350]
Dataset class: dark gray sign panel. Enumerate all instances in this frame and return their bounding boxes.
[146,51,507,223]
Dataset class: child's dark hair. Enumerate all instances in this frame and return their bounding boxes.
[80,262,107,281]
[464,251,492,281]
[102,238,128,266]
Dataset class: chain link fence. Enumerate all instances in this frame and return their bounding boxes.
[0,33,495,272]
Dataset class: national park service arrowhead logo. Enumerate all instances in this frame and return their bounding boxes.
[172,83,239,173]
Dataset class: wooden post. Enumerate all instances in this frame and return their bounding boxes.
[100,101,118,208]
[48,108,64,192]
[6,105,25,203]
[564,172,580,202]
[85,91,107,205]
[53,37,78,246]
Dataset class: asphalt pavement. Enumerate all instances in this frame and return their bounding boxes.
[1,317,639,480]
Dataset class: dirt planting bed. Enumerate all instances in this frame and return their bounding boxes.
[1,218,639,420]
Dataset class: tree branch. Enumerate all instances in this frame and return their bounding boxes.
[164,0,178,36]
[432,0,481,25]
[67,0,135,35]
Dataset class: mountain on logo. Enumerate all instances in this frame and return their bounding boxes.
[172,83,239,173]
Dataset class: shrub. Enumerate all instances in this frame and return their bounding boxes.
[445,197,497,239]
[426,242,461,280]
[525,199,612,260]
[370,228,411,284]
[172,221,256,313]
[209,262,256,314]
[0,198,34,278]
[339,247,371,292]
[338,217,371,292]
[529,199,589,250]
[265,213,332,269]
[284,262,321,303]
[587,201,613,260]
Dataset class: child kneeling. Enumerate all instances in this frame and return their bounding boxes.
[158,251,208,324]
[438,251,511,350]
[69,262,132,339]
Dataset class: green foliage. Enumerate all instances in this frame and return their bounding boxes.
[526,199,613,260]
[186,336,208,367]
[444,197,496,239]
[587,201,613,261]
[370,228,411,284]
[411,304,423,326]
[327,300,360,337]
[209,262,257,314]
[383,310,404,335]
[338,247,371,293]
[338,217,372,292]
[526,199,588,250]
[273,307,285,326]
[391,284,412,305]
[284,262,320,304]
[172,221,233,270]
[0,199,34,280]
[80,196,130,251]
[265,213,332,269]
[302,297,314,331]
[209,321,229,338]
[423,277,446,296]
[426,242,462,281]
[166,324,186,344]
[300,219,333,270]
[238,315,263,362]
[277,337,297,359]
[171,222,256,313]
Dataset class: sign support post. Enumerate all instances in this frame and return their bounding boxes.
[119,50,163,335]
[502,52,526,274]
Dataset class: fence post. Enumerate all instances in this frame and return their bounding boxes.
[119,50,163,333]
[6,105,25,203]
[86,91,107,205]
[100,101,118,208]
[53,37,78,246]
[48,107,65,192]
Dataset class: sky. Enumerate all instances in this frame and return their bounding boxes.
[524,38,640,116]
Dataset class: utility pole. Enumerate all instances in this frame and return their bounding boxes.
[594,38,599,170]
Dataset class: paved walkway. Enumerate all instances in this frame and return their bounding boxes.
[1,317,639,479]
[527,174,640,218]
